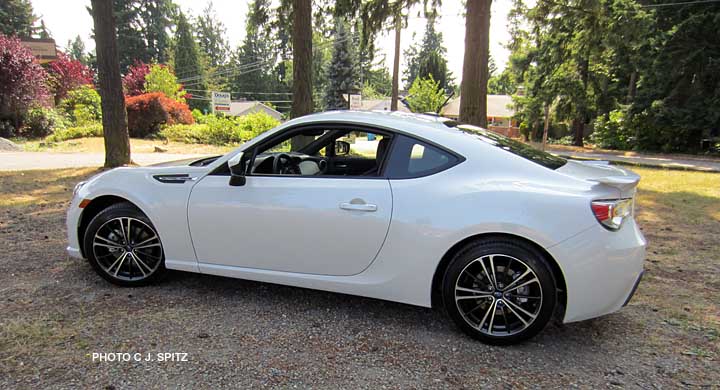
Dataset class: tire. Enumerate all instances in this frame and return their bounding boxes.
[442,237,556,345]
[83,202,166,287]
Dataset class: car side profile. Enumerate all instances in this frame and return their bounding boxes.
[67,111,646,345]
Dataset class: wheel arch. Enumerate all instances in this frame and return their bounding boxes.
[77,195,144,257]
[431,232,567,318]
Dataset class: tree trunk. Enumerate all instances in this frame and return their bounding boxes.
[290,0,313,119]
[542,103,550,151]
[626,71,637,104]
[459,0,491,127]
[91,0,130,167]
[390,14,401,112]
[289,0,314,150]
[572,117,584,147]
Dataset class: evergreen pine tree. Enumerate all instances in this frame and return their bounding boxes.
[324,18,358,110]
[194,1,229,68]
[174,11,207,111]
[230,0,278,102]
[404,16,453,92]
[0,0,36,37]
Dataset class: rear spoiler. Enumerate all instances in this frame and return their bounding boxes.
[587,175,640,193]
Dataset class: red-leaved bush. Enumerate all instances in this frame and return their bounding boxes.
[0,33,50,135]
[47,52,94,104]
[125,92,193,137]
[122,60,151,96]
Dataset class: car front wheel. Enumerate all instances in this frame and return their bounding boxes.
[442,238,556,345]
[83,202,166,286]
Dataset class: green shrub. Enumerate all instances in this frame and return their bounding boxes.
[548,135,575,145]
[589,109,634,150]
[22,107,69,138]
[59,85,102,125]
[45,123,103,142]
[161,112,279,145]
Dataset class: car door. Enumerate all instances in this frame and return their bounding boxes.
[187,175,391,276]
[187,124,395,276]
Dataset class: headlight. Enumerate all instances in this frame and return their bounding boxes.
[73,181,87,197]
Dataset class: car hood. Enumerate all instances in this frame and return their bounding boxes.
[149,155,221,167]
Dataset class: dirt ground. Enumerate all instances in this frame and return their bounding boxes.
[0,167,718,389]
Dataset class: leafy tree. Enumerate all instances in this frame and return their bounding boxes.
[122,60,151,96]
[0,33,49,135]
[90,0,131,167]
[67,35,89,66]
[629,2,720,152]
[46,52,94,104]
[194,1,229,68]
[459,0,492,128]
[0,0,36,37]
[59,85,102,125]
[488,68,516,95]
[404,16,453,91]
[88,0,175,72]
[37,19,51,39]
[324,18,359,110]
[360,0,441,110]
[406,75,446,113]
[144,64,187,102]
[174,11,207,111]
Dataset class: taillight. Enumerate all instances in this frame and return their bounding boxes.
[591,199,633,230]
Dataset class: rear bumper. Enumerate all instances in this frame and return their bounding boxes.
[622,270,644,307]
[547,219,646,323]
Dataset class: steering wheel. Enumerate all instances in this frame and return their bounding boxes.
[273,153,296,174]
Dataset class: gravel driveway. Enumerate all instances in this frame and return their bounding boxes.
[1,168,718,389]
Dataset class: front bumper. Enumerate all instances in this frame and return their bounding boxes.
[66,195,84,259]
[548,219,646,323]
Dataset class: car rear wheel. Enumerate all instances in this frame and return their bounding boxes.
[442,238,556,345]
[83,203,166,286]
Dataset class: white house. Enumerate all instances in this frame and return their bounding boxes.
[229,101,283,121]
[440,95,520,137]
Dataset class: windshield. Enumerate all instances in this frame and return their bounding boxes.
[454,124,567,170]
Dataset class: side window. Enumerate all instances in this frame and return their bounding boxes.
[386,135,460,179]
[335,131,389,161]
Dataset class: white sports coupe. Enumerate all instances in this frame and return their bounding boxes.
[67,111,646,344]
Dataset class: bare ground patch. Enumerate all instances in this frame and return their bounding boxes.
[0,167,718,388]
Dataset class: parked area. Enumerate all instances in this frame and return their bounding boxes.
[0,167,717,388]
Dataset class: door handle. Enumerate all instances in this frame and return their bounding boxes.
[335,164,348,168]
[339,201,377,212]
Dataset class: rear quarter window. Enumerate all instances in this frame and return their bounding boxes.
[455,124,567,170]
[385,135,460,179]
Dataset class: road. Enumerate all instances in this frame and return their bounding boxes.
[548,149,720,172]
[0,151,204,171]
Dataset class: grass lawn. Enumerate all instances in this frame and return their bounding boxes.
[11,137,234,155]
[0,165,718,386]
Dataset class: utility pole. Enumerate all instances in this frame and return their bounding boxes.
[390,13,401,112]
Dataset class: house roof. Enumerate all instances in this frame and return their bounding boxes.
[358,99,412,113]
[229,101,282,118]
[440,94,515,118]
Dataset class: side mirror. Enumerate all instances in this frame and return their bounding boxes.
[227,152,246,186]
[335,140,350,156]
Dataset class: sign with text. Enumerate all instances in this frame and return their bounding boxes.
[349,94,362,110]
[211,91,231,114]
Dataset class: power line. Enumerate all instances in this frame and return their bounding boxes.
[177,31,361,84]
[641,0,720,7]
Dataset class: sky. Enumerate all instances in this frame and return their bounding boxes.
[30,0,514,82]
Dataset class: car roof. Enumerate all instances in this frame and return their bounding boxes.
[281,110,471,150]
